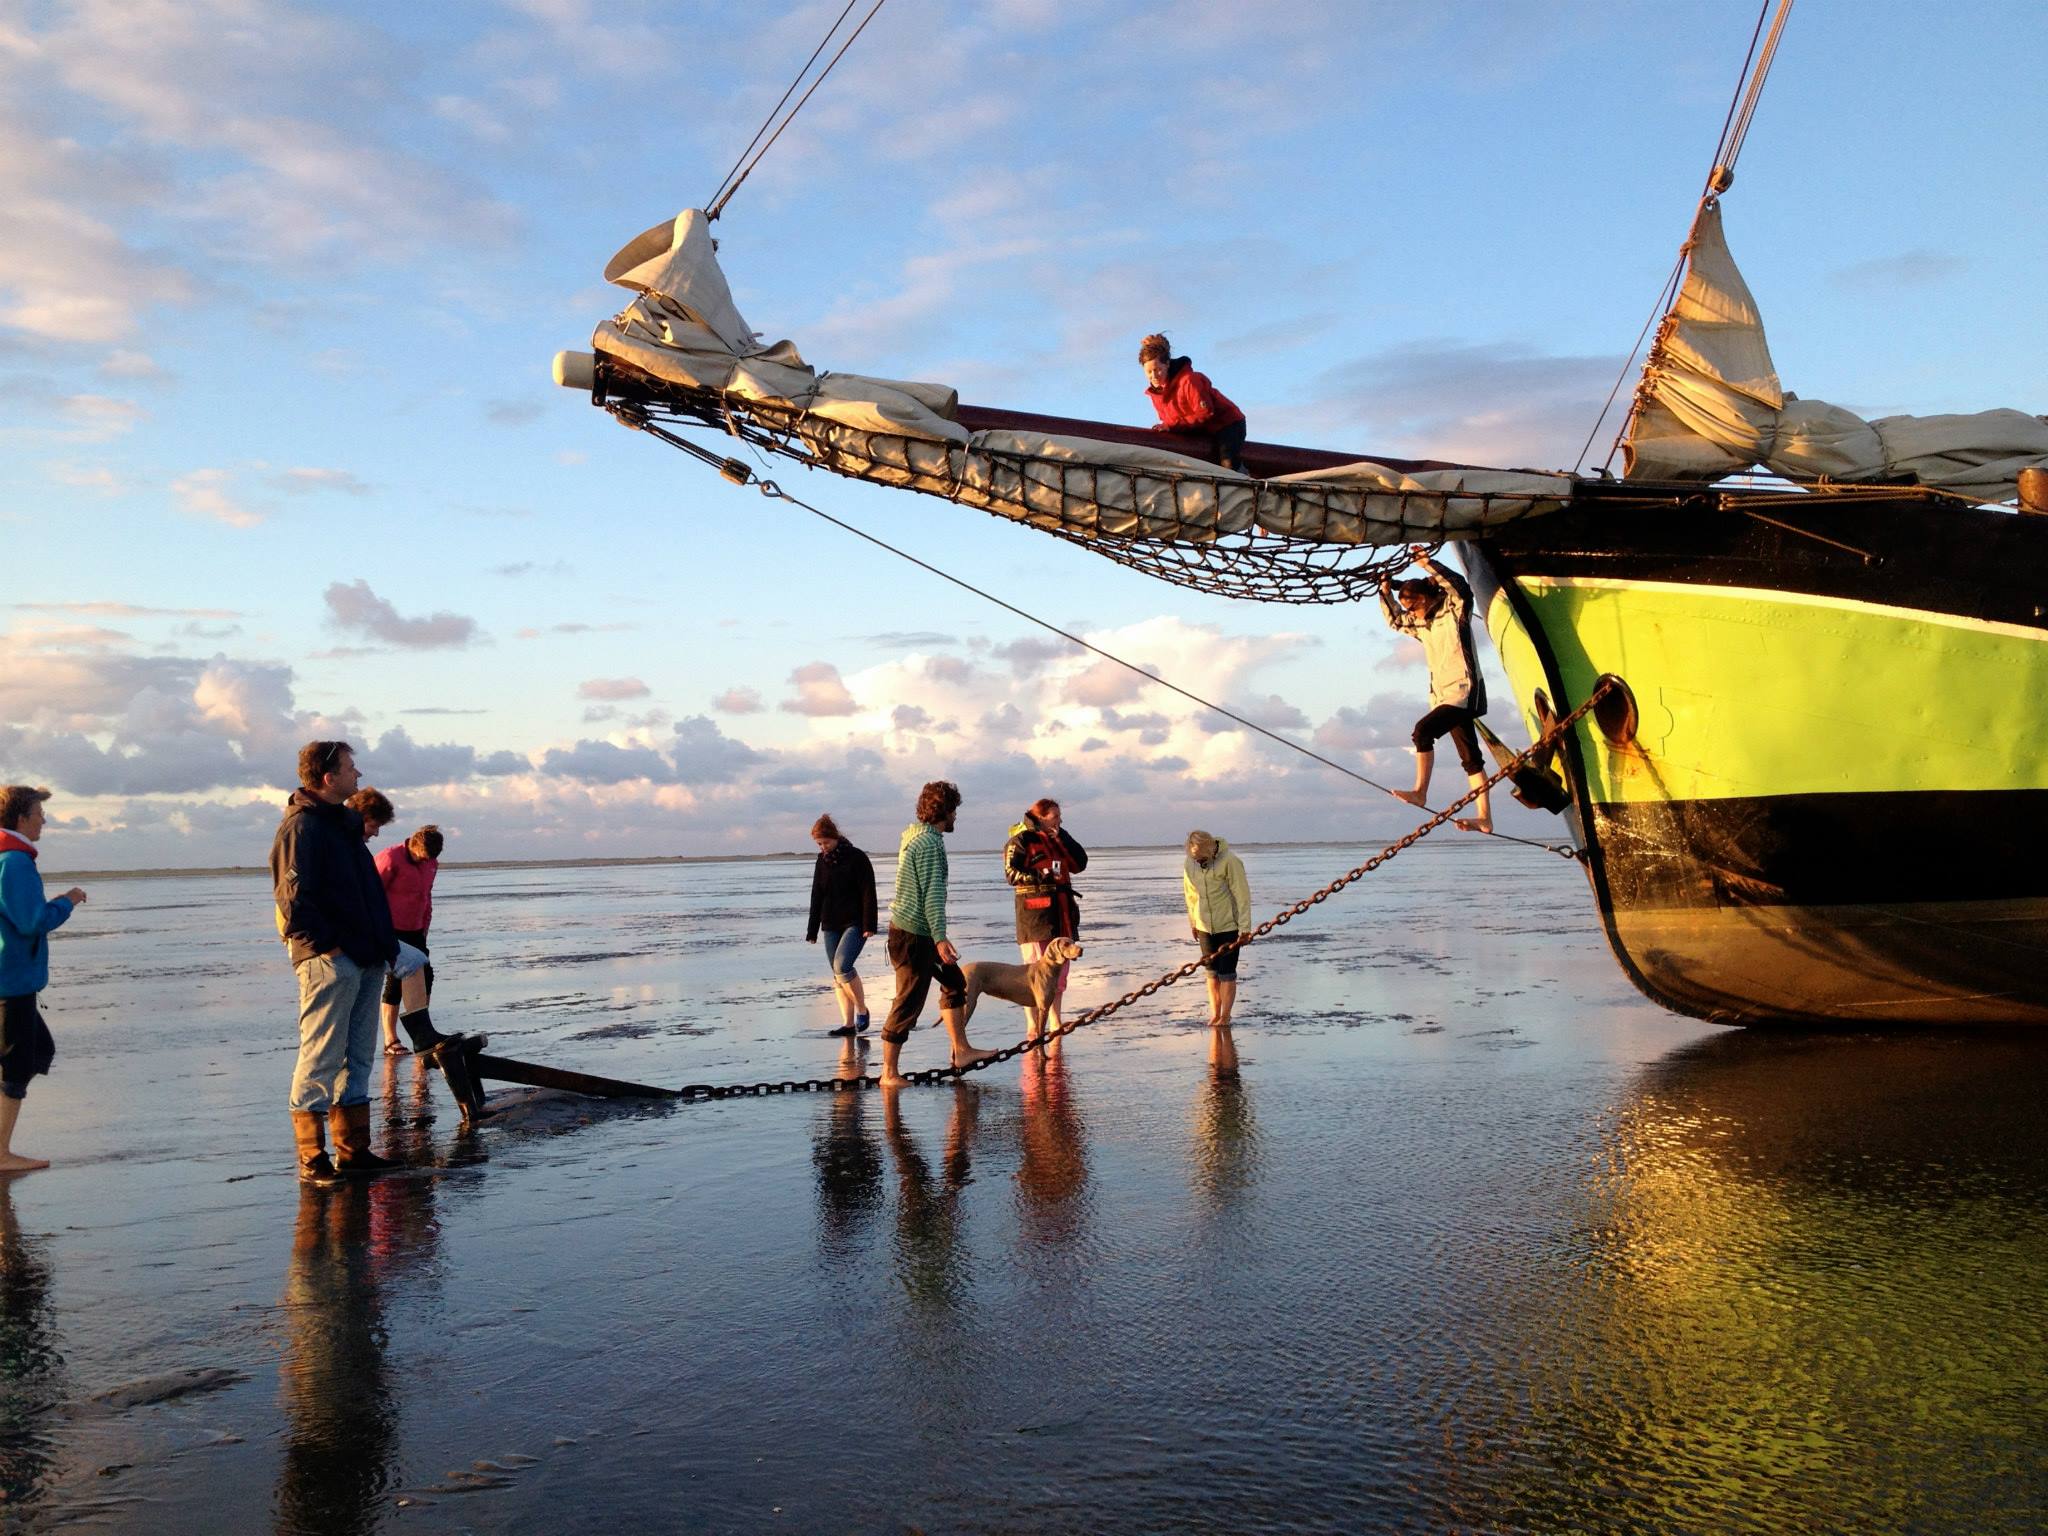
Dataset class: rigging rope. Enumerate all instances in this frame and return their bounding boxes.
[707,0,892,222]
[674,677,1614,1099]
[628,422,1580,859]
[1578,0,1797,476]
[706,0,863,214]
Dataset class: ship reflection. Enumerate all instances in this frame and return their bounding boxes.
[1482,1029,2048,1533]
[0,1181,59,1514]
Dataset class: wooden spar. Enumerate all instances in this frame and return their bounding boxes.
[950,402,1484,480]
[470,1053,680,1101]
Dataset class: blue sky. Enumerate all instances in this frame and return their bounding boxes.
[3,0,2043,866]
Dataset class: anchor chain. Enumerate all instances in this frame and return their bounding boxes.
[673,677,1610,1101]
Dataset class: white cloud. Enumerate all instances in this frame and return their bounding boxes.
[273,466,370,495]
[171,467,263,528]
[577,677,650,701]
[713,686,763,714]
[779,661,858,717]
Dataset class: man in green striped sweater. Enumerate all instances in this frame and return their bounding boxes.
[881,780,998,1087]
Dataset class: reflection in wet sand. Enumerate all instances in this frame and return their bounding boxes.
[275,1106,448,1536]
[1015,1053,1088,1249]
[275,1190,397,1534]
[0,1181,59,1513]
[1191,1026,1260,1208]
[882,1085,981,1315]
[812,1038,882,1267]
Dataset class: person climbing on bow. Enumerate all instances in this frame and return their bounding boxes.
[1003,797,1087,1041]
[1379,545,1491,834]
[1139,332,1248,473]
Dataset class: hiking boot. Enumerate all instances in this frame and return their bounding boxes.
[298,1151,344,1188]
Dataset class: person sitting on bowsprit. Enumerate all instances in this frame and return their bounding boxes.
[1139,332,1248,472]
[1002,797,1088,1041]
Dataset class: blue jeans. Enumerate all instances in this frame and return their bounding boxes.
[820,926,867,980]
[288,952,380,1113]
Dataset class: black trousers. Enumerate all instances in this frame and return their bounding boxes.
[381,929,432,1007]
[0,994,54,1100]
[1413,704,1485,774]
[884,927,965,1043]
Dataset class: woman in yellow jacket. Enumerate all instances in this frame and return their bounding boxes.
[1182,831,1250,1029]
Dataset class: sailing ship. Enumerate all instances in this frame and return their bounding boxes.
[553,32,2048,1030]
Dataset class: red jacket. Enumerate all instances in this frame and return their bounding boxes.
[1145,357,1245,434]
[374,844,437,933]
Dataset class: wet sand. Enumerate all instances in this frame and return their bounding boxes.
[2,843,2044,1533]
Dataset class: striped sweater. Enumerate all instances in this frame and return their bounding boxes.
[889,822,950,942]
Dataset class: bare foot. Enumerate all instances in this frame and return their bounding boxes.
[879,1069,909,1089]
[0,1152,50,1173]
[1392,788,1427,808]
[950,1045,1000,1073]
[1454,817,1493,834]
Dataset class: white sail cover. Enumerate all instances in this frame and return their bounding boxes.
[1624,204,2048,500]
[578,211,1570,543]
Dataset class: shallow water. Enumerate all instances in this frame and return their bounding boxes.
[3,843,2045,1533]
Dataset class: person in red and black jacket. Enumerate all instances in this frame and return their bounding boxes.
[1003,798,1088,1040]
[1139,332,1247,472]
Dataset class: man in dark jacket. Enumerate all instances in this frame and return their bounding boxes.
[271,740,401,1184]
[1003,797,1087,1039]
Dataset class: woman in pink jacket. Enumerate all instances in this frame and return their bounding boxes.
[375,825,443,1054]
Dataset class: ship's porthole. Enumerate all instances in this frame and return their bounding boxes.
[1591,674,1638,745]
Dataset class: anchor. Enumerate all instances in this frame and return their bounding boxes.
[395,973,678,1125]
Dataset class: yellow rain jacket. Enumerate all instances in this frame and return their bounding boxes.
[1182,840,1251,934]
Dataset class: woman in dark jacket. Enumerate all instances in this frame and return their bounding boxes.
[1003,798,1088,1039]
[806,814,878,1037]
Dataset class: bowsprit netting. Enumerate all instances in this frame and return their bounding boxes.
[602,372,1558,605]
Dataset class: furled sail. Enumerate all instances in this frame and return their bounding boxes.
[1623,204,2048,500]
[565,211,1571,557]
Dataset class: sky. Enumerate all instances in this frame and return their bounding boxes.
[3,0,2044,869]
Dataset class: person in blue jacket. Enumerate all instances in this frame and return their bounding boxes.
[0,786,87,1175]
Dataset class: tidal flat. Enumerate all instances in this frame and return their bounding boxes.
[2,842,2044,1533]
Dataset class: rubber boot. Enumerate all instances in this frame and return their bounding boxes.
[330,1102,401,1176]
[429,1037,493,1125]
[399,1008,445,1051]
[294,1110,341,1187]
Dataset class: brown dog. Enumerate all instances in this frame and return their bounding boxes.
[959,937,1084,1036]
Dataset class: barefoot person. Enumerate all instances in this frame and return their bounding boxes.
[879,781,996,1088]
[1003,797,1087,1041]
[1182,830,1250,1030]
[272,742,403,1185]
[806,814,877,1038]
[0,788,85,1174]
[1378,545,1492,834]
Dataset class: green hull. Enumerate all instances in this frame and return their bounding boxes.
[1470,495,2048,1027]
